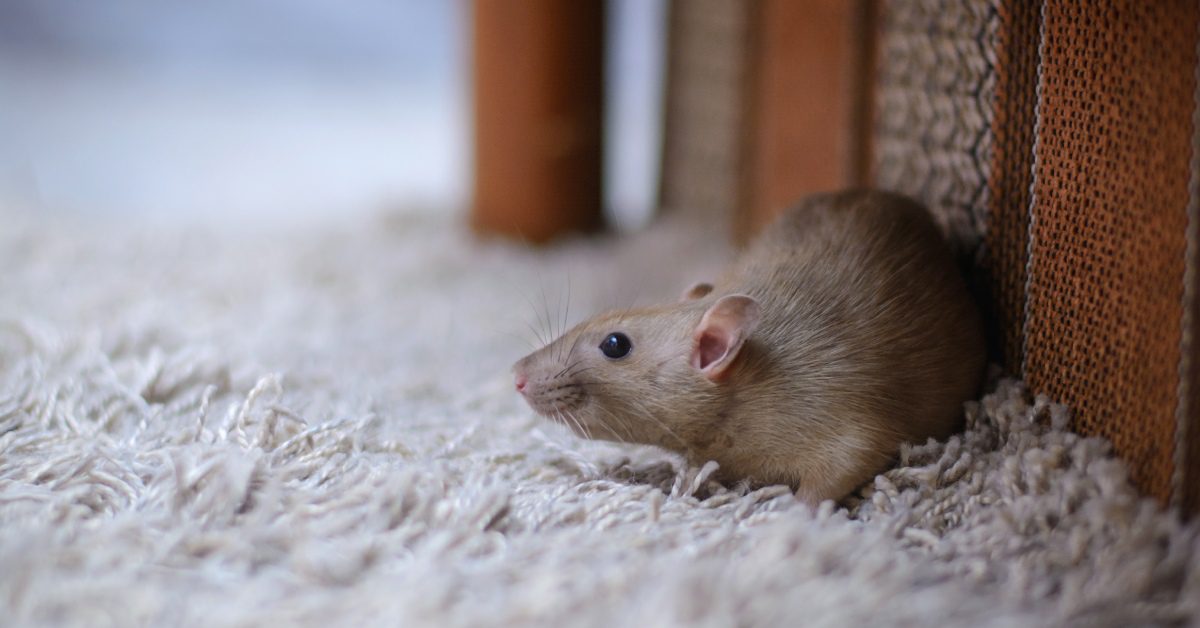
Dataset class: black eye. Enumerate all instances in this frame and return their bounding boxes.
[599,332,632,359]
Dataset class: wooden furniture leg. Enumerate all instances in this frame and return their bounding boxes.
[471,0,606,243]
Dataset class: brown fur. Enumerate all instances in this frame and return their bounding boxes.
[513,189,986,503]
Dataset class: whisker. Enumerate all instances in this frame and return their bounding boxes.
[551,275,563,362]
[557,408,581,438]
[565,408,594,441]
[562,326,587,366]
[506,275,549,349]
[614,274,648,325]
[515,237,555,358]
[591,412,626,443]
[576,383,688,449]
[564,365,594,379]
[594,405,635,444]
[563,272,572,354]
[480,235,551,349]
[478,321,541,352]
[562,408,592,441]
[494,273,550,348]
[572,379,627,389]
[554,409,577,434]
[555,359,583,379]
[577,408,596,441]
[523,319,548,348]
[637,410,687,450]
[537,273,554,357]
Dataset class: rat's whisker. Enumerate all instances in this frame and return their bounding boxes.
[573,379,615,391]
[596,421,624,443]
[562,272,572,353]
[537,277,554,357]
[593,414,626,444]
[483,253,550,348]
[553,271,568,361]
[509,282,549,348]
[613,273,648,326]
[640,413,687,449]
[555,359,583,379]
[594,405,635,444]
[554,409,579,435]
[621,399,688,450]
[565,407,594,441]
[565,369,594,383]
[562,411,580,437]
[477,318,540,352]
[563,363,594,378]
[562,327,587,365]
[551,277,562,362]
[524,251,555,357]
[523,319,548,348]
[571,379,687,449]
[497,327,541,352]
[566,408,588,440]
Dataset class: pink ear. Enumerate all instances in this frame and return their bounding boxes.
[690,294,761,381]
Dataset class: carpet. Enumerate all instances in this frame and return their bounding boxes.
[1,208,1197,627]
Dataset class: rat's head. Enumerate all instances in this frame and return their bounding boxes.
[511,293,760,450]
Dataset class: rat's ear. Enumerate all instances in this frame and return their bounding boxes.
[690,294,761,381]
[680,282,714,301]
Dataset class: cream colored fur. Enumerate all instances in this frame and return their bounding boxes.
[514,191,985,501]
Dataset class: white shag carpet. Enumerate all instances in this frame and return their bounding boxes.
[1,208,1198,628]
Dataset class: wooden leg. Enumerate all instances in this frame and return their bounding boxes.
[471,0,606,243]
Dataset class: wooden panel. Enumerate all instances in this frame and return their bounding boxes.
[471,0,605,243]
[738,0,874,242]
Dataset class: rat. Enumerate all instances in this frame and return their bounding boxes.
[512,189,985,503]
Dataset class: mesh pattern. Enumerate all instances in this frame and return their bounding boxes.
[871,0,998,251]
[1185,38,1200,515]
[984,2,1042,370]
[1022,0,1199,502]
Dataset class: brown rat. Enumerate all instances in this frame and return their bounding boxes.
[512,189,985,503]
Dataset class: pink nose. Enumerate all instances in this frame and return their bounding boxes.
[515,374,528,393]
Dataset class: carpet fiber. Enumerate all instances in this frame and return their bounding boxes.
[1,209,1197,627]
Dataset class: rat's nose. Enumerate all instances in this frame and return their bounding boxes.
[514,373,528,393]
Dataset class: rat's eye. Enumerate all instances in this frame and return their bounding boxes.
[599,332,632,359]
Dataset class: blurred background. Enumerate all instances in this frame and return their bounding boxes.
[0,0,665,228]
